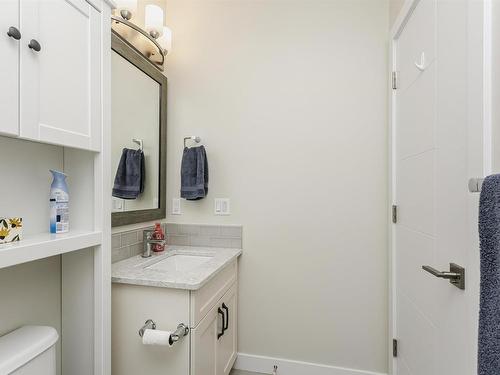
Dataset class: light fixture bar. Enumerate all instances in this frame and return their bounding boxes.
[111,15,166,70]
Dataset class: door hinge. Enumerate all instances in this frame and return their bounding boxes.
[393,339,398,357]
[392,71,398,90]
[392,205,398,224]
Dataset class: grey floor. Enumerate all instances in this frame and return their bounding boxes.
[230,370,265,375]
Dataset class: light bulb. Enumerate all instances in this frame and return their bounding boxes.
[157,26,172,53]
[145,5,164,39]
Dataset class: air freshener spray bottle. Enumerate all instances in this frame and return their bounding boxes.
[49,170,69,234]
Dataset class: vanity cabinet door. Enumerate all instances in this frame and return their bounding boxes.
[20,0,101,151]
[191,304,220,375]
[0,0,20,137]
[217,283,237,375]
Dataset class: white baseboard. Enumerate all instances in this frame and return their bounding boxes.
[233,353,387,375]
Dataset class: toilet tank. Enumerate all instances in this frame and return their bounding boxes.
[0,326,58,375]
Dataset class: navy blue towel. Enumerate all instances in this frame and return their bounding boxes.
[112,148,145,200]
[478,174,500,375]
[180,145,208,200]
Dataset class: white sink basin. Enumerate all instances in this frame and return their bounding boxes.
[146,254,212,273]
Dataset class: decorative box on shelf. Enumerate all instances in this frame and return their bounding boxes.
[0,218,22,244]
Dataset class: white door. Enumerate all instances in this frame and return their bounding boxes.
[392,0,486,374]
[20,0,101,151]
[217,284,237,375]
[191,303,220,375]
[0,0,20,137]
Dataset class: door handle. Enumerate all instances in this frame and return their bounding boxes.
[217,307,225,340]
[28,39,41,52]
[222,303,229,331]
[7,26,21,40]
[422,263,465,290]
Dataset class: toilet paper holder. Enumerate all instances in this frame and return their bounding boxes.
[138,319,190,345]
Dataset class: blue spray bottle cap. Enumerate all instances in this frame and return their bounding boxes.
[50,170,68,190]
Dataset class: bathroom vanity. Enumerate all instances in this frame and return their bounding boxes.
[111,246,242,375]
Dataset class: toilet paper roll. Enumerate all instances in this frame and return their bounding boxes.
[142,329,173,347]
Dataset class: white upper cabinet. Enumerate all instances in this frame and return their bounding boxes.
[20,0,102,151]
[0,0,20,137]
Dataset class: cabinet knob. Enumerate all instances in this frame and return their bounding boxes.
[7,26,21,40]
[28,39,41,52]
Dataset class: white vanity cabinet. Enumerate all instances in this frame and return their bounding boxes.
[112,260,239,375]
[0,0,102,151]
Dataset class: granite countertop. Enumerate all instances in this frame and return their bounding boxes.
[111,246,242,290]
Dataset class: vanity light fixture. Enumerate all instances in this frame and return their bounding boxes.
[116,0,137,21]
[145,5,164,39]
[111,2,172,71]
[157,26,172,54]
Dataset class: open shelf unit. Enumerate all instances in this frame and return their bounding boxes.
[0,231,102,270]
[0,1,113,374]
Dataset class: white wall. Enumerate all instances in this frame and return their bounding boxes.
[493,1,500,172]
[0,137,63,235]
[389,0,406,27]
[164,0,389,373]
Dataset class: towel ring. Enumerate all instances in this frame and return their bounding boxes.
[184,136,201,148]
[133,138,144,151]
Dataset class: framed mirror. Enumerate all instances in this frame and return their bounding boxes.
[111,33,167,227]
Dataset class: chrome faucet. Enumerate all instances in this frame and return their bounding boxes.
[142,230,166,258]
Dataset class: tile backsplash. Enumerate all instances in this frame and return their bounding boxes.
[112,223,243,263]
[166,223,242,249]
[112,224,155,263]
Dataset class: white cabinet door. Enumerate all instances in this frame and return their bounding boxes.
[0,0,20,137]
[217,283,237,375]
[20,0,101,151]
[191,303,220,375]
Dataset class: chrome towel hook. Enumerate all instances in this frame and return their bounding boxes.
[414,52,427,71]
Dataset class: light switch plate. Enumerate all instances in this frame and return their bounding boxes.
[172,198,181,215]
[214,198,230,215]
[112,197,124,211]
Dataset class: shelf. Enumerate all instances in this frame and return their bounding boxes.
[0,230,102,269]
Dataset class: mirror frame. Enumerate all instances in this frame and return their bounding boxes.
[111,33,167,227]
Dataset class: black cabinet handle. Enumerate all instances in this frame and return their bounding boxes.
[28,39,41,52]
[7,26,21,40]
[217,307,225,339]
[222,303,229,331]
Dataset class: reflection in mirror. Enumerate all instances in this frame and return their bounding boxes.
[111,51,159,212]
[111,34,166,227]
